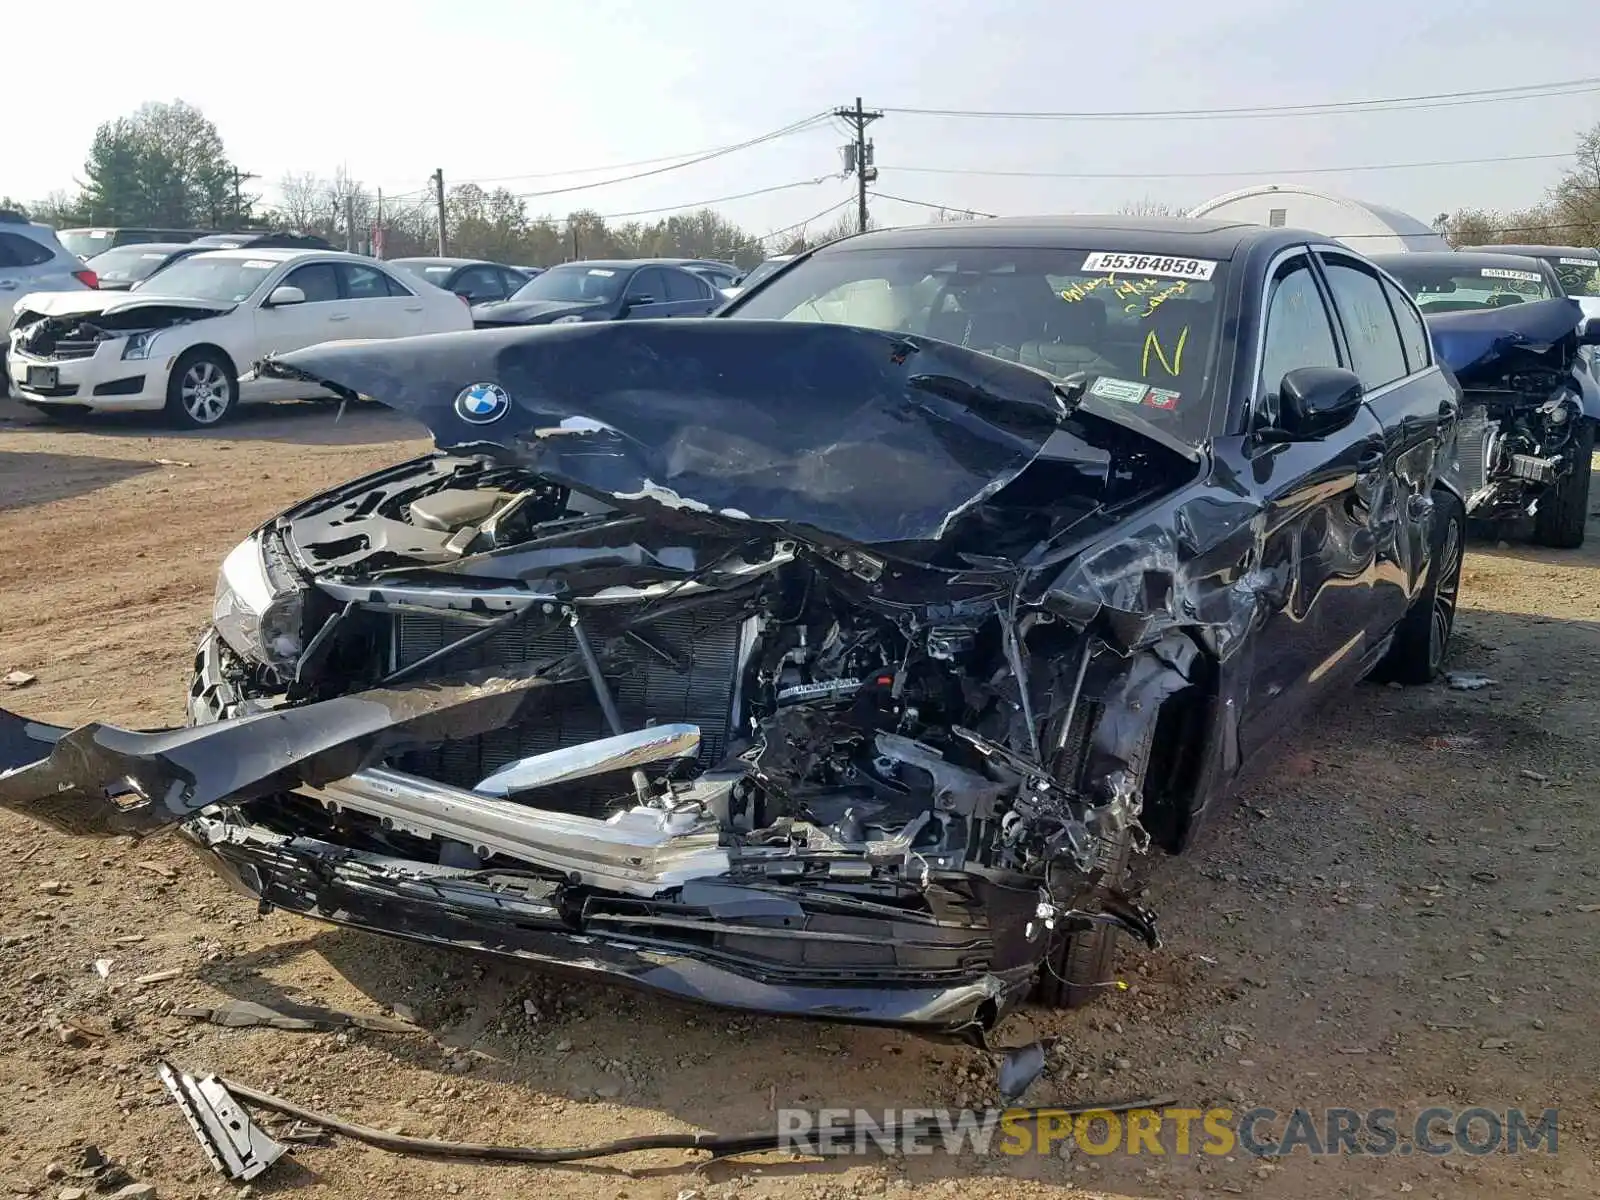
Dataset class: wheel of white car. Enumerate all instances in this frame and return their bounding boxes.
[164,349,237,428]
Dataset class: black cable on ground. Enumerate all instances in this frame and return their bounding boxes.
[217,1076,1178,1166]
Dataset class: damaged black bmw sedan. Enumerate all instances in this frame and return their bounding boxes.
[0,217,1468,1038]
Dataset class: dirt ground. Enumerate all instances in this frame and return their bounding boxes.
[1,395,1597,1200]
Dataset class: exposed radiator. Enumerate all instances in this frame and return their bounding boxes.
[389,596,749,810]
[1451,405,1494,507]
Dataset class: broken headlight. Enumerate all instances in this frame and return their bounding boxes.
[122,330,162,361]
[212,535,304,669]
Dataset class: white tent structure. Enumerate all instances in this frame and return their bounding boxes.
[1187,185,1450,254]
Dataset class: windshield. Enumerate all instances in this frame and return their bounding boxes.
[131,254,276,303]
[727,245,1226,442]
[1541,255,1600,298]
[738,258,790,290]
[508,264,622,304]
[86,246,181,286]
[57,230,114,259]
[1384,261,1558,313]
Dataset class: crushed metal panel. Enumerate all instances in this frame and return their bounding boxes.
[158,1061,286,1181]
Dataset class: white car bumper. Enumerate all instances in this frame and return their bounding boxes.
[6,341,168,412]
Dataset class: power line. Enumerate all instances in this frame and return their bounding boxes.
[880,150,1576,181]
[880,77,1600,121]
[589,176,838,221]
[439,115,835,187]
[488,114,832,200]
[866,190,998,218]
[760,197,855,243]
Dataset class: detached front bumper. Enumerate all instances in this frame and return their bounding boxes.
[0,670,1043,1036]
[181,815,1033,1035]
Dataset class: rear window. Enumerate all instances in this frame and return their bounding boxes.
[727,245,1228,443]
[1384,261,1558,313]
[57,229,114,258]
[86,246,178,284]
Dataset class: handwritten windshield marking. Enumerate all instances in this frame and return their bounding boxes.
[1142,326,1188,378]
[1059,275,1191,318]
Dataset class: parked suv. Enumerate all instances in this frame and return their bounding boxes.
[0,212,97,391]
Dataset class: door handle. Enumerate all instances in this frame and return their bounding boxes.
[1356,449,1383,472]
[0,281,18,290]
[405,305,422,313]
[329,313,350,322]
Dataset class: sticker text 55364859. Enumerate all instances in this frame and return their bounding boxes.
[1080,252,1217,282]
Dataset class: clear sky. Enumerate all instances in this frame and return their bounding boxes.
[11,0,1599,237]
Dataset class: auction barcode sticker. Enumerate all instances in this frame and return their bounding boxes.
[1559,257,1595,266]
[1080,251,1217,281]
[1481,268,1541,283]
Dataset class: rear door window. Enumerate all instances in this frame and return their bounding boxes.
[664,268,711,302]
[1318,254,1409,389]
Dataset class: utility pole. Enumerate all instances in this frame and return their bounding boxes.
[431,168,447,255]
[834,97,881,234]
[344,191,356,253]
[374,188,385,259]
[230,169,258,228]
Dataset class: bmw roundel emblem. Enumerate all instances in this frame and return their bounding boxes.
[454,382,512,425]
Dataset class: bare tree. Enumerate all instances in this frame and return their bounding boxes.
[274,171,325,231]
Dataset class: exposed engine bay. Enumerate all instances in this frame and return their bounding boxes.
[1429,296,1598,542]
[194,453,1157,885]
[9,300,232,361]
[1450,365,1587,517]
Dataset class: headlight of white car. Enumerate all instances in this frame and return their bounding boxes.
[212,535,304,668]
[121,330,162,361]
[550,314,585,324]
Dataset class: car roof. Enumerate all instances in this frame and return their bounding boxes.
[89,242,195,256]
[1371,251,1550,272]
[184,248,380,265]
[392,256,489,268]
[820,215,1290,259]
[550,259,686,270]
[1459,244,1600,260]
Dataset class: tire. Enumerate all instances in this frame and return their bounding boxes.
[1033,715,1156,1010]
[164,349,237,429]
[1531,420,1594,550]
[1374,488,1465,686]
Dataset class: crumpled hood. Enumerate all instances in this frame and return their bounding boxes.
[1424,297,1584,378]
[11,291,234,321]
[469,298,599,325]
[258,320,1109,547]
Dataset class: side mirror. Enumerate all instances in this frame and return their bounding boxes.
[1579,317,1600,347]
[1276,366,1365,439]
[265,285,306,307]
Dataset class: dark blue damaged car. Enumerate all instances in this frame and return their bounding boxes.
[0,218,1494,1038]
[1372,251,1600,549]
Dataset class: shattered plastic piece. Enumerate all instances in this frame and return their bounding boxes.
[1446,672,1495,691]
[158,1062,286,1182]
[93,959,113,979]
[174,999,418,1033]
[134,968,182,984]
[3,671,35,689]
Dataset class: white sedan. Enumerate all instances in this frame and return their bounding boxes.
[6,248,471,427]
